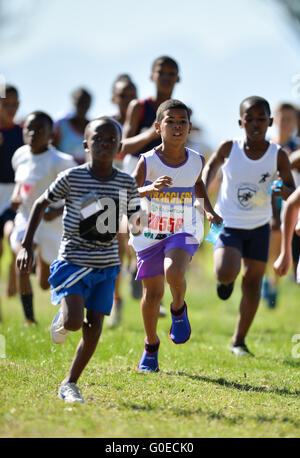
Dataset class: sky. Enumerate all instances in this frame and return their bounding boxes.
[1,0,300,149]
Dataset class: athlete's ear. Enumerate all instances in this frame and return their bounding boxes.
[269,117,273,127]
[154,121,161,135]
[188,122,192,134]
[176,75,180,83]
[83,139,89,152]
[238,119,243,128]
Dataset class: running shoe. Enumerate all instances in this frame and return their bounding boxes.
[138,345,159,372]
[217,282,234,300]
[58,383,85,403]
[51,307,68,344]
[130,271,143,299]
[169,303,191,344]
[159,304,167,318]
[107,298,123,328]
[230,343,254,357]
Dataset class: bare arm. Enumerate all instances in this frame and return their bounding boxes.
[273,188,300,276]
[274,149,295,200]
[202,140,232,191]
[289,149,300,172]
[16,194,50,272]
[132,157,173,198]
[121,99,159,157]
[195,164,223,226]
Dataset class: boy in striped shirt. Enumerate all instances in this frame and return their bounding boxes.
[17,117,140,403]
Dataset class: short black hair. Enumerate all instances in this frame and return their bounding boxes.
[240,96,271,117]
[71,87,92,101]
[27,111,53,130]
[151,56,179,74]
[3,84,19,98]
[275,102,298,114]
[84,116,122,140]
[156,99,190,123]
[112,74,137,91]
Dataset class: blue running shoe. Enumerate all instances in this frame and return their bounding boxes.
[137,344,159,372]
[169,303,191,344]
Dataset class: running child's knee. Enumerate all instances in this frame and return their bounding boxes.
[63,316,83,332]
[215,267,236,284]
[142,289,164,305]
[83,320,102,343]
[165,267,185,286]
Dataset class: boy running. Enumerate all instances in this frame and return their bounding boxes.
[202,96,295,356]
[0,84,23,302]
[11,111,75,324]
[17,117,140,403]
[132,99,222,372]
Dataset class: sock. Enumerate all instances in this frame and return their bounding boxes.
[145,342,160,353]
[171,303,186,317]
[20,294,35,321]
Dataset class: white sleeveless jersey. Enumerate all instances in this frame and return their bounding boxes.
[215,137,280,229]
[130,148,205,252]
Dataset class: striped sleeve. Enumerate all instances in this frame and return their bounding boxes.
[127,177,140,217]
[45,170,70,203]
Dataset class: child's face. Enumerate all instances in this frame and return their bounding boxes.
[274,108,297,137]
[155,108,191,145]
[151,62,179,95]
[112,81,137,114]
[23,114,52,154]
[73,92,91,118]
[0,91,19,125]
[84,120,121,165]
[239,105,272,141]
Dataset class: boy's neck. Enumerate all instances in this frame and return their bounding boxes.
[0,119,15,129]
[158,142,187,163]
[152,91,173,108]
[90,161,114,178]
[275,133,291,146]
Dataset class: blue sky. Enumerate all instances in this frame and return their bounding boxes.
[1,0,300,148]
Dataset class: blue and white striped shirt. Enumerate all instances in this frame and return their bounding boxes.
[45,163,140,268]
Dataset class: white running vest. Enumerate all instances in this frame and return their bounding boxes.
[130,148,205,252]
[215,137,280,229]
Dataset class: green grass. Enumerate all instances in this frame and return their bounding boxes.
[0,242,299,438]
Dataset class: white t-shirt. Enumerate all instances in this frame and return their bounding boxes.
[12,145,76,221]
[215,137,280,229]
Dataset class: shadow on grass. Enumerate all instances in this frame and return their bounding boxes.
[163,371,300,397]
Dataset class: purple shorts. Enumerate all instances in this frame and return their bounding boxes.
[136,233,199,280]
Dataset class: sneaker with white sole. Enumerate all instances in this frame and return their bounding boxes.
[51,307,68,344]
[230,343,254,357]
[58,382,85,403]
[107,298,123,328]
[159,304,167,318]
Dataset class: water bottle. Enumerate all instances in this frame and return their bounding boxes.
[268,179,283,195]
[205,222,225,245]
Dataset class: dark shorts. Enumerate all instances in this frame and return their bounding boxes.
[136,232,199,280]
[215,223,271,263]
[48,260,120,315]
[0,208,16,239]
[292,232,300,263]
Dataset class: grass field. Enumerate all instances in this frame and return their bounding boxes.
[0,241,299,438]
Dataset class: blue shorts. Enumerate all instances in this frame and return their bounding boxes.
[215,223,271,263]
[48,260,120,315]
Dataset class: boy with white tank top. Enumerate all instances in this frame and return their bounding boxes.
[132,99,222,372]
[203,96,295,356]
